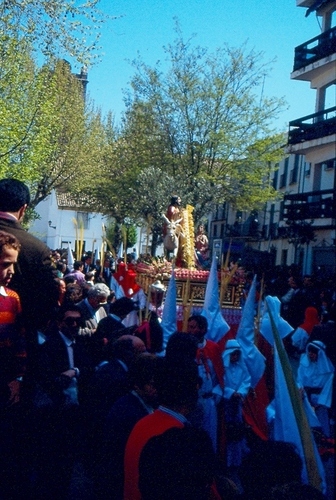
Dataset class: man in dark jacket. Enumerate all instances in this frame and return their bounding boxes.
[95,296,139,346]
[93,353,160,498]
[32,304,94,499]
[0,178,58,335]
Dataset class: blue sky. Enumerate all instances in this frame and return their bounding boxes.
[84,0,324,131]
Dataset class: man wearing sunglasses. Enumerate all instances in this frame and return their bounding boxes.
[37,305,94,405]
[31,304,95,498]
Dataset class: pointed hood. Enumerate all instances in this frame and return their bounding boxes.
[67,242,74,271]
[201,255,230,343]
[260,296,293,346]
[236,275,265,388]
[161,270,177,350]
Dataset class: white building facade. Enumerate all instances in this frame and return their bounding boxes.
[29,190,107,257]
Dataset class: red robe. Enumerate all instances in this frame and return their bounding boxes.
[197,339,224,387]
[123,409,184,500]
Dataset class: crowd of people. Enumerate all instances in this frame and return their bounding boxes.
[0,178,334,499]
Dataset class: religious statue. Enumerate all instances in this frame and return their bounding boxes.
[162,195,195,269]
[195,224,209,266]
[162,195,184,260]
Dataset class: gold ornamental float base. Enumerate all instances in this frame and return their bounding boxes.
[136,273,243,309]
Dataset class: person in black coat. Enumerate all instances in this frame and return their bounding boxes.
[95,296,140,347]
[37,306,94,405]
[92,353,161,499]
[30,304,95,499]
[0,179,58,336]
[81,334,146,472]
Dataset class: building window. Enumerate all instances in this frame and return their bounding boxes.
[289,155,299,184]
[281,249,288,266]
[279,201,284,221]
[305,162,311,176]
[272,167,279,189]
[320,158,336,171]
[270,222,278,239]
[77,212,89,229]
[270,203,275,226]
[279,158,289,188]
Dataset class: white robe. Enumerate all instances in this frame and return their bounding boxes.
[291,326,309,352]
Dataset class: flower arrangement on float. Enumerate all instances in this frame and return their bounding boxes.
[135,256,245,282]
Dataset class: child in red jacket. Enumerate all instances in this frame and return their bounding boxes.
[0,230,25,405]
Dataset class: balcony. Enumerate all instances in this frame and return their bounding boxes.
[283,189,335,222]
[293,26,336,72]
[288,106,336,145]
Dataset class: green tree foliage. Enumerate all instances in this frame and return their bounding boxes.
[103,219,137,256]
[118,28,287,219]
[88,28,288,254]
[0,1,110,215]
[0,47,107,210]
[125,224,137,250]
[27,60,107,208]
[105,220,122,256]
[0,0,107,65]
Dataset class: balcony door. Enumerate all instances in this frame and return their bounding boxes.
[313,162,322,191]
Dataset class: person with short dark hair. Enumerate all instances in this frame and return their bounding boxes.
[239,440,303,500]
[165,330,198,364]
[123,358,200,500]
[139,426,218,500]
[0,178,30,210]
[55,260,67,278]
[85,271,95,287]
[82,254,93,274]
[95,296,138,347]
[32,304,94,499]
[64,260,86,285]
[63,282,83,307]
[0,178,58,336]
[93,353,161,499]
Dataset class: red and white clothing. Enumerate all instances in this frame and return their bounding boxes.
[195,339,224,451]
[292,306,320,352]
[113,265,146,327]
[123,406,186,500]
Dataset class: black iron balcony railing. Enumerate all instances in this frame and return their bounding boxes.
[293,26,336,72]
[283,189,335,221]
[288,106,336,145]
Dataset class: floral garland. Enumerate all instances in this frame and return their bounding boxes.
[135,257,246,285]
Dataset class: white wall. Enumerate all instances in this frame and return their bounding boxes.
[29,190,107,256]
